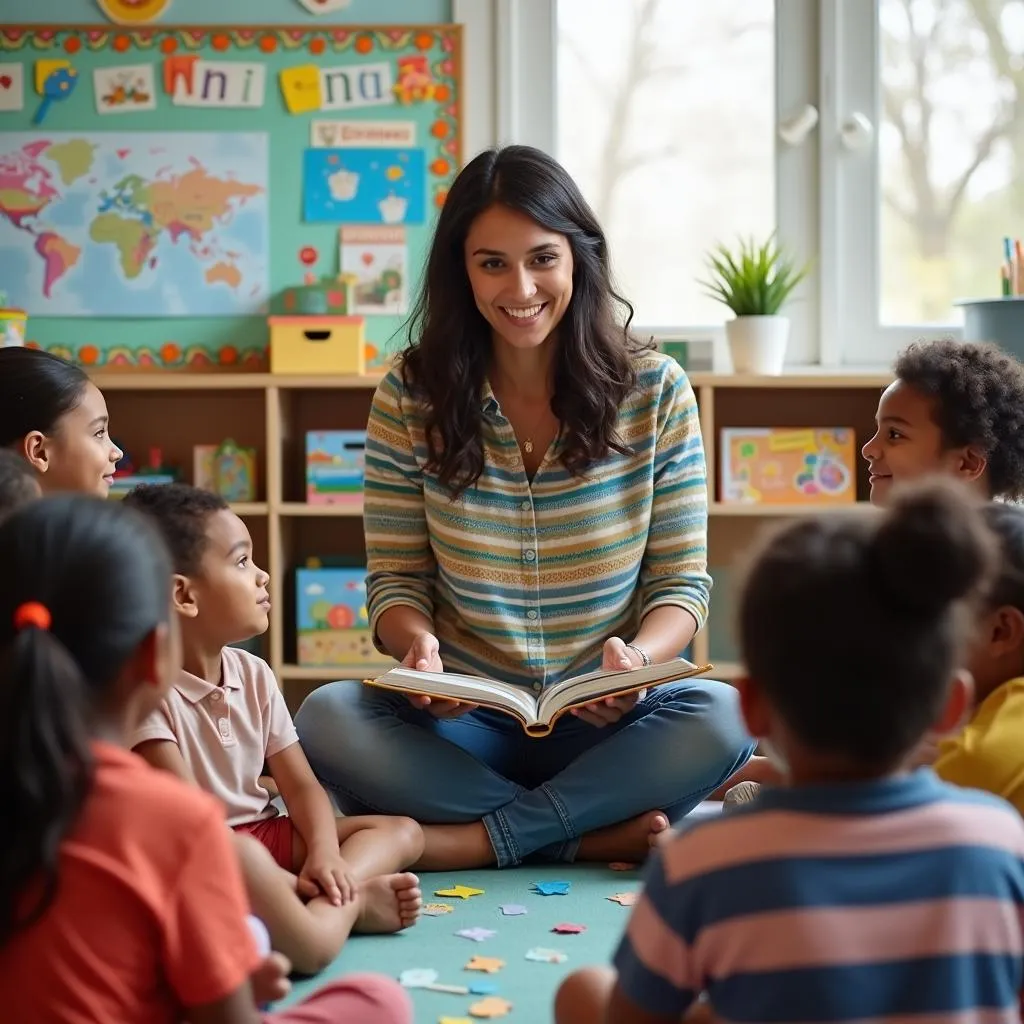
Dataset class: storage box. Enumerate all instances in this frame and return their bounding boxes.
[720,427,857,505]
[268,315,366,375]
[306,430,366,504]
[296,566,391,667]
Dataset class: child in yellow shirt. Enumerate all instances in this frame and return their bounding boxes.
[933,502,1024,812]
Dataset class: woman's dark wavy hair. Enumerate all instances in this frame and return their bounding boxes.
[401,144,652,496]
[0,497,171,947]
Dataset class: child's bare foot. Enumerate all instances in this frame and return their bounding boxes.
[354,872,422,933]
[576,811,669,863]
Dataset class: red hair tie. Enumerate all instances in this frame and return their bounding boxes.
[14,602,51,632]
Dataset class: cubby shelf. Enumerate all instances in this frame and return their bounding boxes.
[94,368,889,693]
[279,502,364,517]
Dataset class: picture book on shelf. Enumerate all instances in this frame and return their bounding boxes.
[364,658,711,737]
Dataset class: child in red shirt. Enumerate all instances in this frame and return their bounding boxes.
[0,495,410,1024]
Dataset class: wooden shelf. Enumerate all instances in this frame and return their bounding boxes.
[279,501,363,517]
[231,502,269,516]
[709,501,872,517]
[92,371,387,391]
[280,663,394,681]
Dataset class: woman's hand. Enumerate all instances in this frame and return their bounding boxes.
[402,632,479,719]
[571,638,647,727]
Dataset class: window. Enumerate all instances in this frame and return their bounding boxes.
[556,0,776,329]
[825,0,1021,362]
[879,0,1023,326]
[463,0,1014,364]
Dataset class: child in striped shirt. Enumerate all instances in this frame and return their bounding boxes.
[556,480,1024,1024]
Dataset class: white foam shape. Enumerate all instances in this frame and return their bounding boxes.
[305,583,326,596]
[328,167,359,201]
[378,192,407,224]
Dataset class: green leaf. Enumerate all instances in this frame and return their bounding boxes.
[698,233,811,316]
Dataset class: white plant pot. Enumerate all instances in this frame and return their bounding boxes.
[725,315,790,375]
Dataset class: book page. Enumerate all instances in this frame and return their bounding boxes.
[370,667,541,725]
[536,658,704,722]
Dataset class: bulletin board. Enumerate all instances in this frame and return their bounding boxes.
[0,24,462,371]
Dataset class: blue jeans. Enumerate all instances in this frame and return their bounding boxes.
[295,679,754,868]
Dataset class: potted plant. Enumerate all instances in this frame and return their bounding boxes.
[699,235,809,375]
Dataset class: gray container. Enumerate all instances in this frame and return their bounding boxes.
[956,298,1024,360]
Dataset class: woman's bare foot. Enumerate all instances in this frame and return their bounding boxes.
[354,872,422,934]
[576,811,669,864]
[415,821,497,871]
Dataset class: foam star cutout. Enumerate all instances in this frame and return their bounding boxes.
[607,891,638,906]
[456,927,496,942]
[469,996,513,1018]
[531,880,570,895]
[423,902,453,916]
[436,884,485,899]
[552,922,587,934]
[525,946,567,963]
[465,955,505,973]
[499,903,527,916]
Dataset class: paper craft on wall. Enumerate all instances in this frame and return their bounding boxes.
[0,131,269,317]
[0,64,24,113]
[297,0,352,11]
[93,64,156,114]
[310,119,416,149]
[280,62,394,114]
[340,226,408,316]
[303,148,426,224]
[33,61,79,125]
[168,58,266,109]
[96,0,173,24]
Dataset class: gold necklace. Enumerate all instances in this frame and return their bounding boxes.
[520,404,552,454]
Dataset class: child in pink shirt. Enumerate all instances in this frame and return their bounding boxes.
[126,484,423,974]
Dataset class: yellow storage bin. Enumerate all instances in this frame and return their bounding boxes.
[269,315,366,375]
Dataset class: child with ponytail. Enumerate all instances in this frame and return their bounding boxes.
[0,496,410,1024]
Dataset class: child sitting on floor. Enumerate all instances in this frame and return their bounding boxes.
[721,337,1024,803]
[556,480,1024,1024]
[0,449,41,524]
[932,501,1024,813]
[125,483,423,974]
[863,338,1024,505]
[0,495,411,1024]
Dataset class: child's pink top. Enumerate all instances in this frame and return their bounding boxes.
[133,646,298,826]
[0,742,259,1022]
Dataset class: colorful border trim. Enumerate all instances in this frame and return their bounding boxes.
[27,339,387,371]
[0,25,463,206]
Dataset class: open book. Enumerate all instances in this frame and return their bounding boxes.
[364,658,712,737]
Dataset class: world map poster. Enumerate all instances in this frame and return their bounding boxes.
[0,132,269,317]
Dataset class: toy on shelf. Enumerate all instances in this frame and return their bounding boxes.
[279,273,356,317]
[720,427,856,505]
[194,440,257,502]
[268,314,366,375]
[306,430,366,504]
[108,445,178,499]
[296,563,391,668]
[0,304,26,348]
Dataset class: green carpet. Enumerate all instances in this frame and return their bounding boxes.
[275,865,640,1022]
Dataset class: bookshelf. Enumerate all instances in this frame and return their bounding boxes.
[92,368,889,702]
